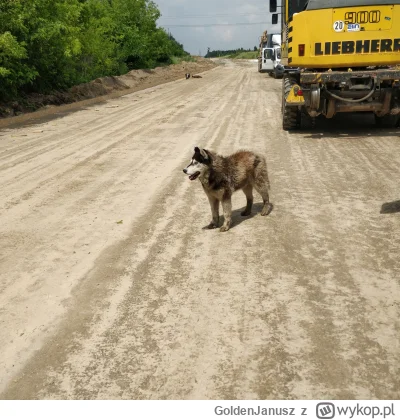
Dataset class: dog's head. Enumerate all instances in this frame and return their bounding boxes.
[183,147,212,181]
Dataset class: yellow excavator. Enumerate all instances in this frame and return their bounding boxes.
[271,0,400,129]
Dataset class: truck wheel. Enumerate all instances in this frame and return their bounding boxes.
[300,110,316,129]
[282,76,300,131]
[375,114,399,128]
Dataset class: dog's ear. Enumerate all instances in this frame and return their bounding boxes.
[193,147,211,164]
[200,149,209,160]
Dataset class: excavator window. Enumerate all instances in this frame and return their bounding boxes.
[288,0,308,18]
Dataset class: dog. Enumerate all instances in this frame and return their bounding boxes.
[183,147,272,232]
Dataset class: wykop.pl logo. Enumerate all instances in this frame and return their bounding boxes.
[316,403,336,419]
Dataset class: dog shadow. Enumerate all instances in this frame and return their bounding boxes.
[380,200,400,214]
[203,202,274,230]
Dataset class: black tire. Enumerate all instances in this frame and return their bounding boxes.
[300,110,316,129]
[282,76,300,131]
[375,114,399,128]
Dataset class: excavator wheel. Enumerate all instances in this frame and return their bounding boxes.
[282,75,300,131]
[300,110,316,129]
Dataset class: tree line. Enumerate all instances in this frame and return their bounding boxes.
[0,0,189,99]
[205,47,258,58]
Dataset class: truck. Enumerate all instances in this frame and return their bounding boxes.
[271,0,400,129]
[258,31,284,78]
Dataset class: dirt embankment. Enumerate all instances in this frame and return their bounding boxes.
[0,57,217,119]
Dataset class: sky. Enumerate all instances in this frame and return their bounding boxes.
[155,0,281,55]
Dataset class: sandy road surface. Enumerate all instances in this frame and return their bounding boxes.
[0,60,399,399]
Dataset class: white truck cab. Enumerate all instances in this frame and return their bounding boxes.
[258,47,283,78]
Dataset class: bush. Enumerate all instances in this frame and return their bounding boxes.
[0,32,38,98]
[0,0,190,100]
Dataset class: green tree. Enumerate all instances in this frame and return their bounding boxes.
[0,0,190,100]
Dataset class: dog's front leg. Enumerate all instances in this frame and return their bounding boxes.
[206,196,219,229]
[220,197,232,232]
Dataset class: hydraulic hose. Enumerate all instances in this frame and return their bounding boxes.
[324,79,376,103]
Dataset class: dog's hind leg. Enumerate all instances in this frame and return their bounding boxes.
[254,180,273,216]
[206,196,219,229]
[220,197,232,232]
[254,160,273,216]
[241,185,253,216]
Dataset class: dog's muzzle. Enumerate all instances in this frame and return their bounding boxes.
[188,171,200,181]
[183,168,200,180]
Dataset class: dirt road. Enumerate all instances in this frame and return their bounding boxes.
[1,60,399,400]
